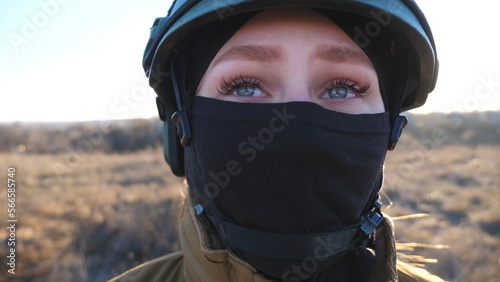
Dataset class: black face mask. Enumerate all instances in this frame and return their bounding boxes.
[185,96,391,280]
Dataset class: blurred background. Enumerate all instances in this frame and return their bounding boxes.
[0,0,499,281]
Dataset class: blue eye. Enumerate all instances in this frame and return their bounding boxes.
[322,79,370,100]
[236,85,257,97]
[327,87,351,98]
[218,77,266,98]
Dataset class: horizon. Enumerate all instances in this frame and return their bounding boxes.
[1,109,499,125]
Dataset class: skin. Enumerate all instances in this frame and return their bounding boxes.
[196,8,385,114]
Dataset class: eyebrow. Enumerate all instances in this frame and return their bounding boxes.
[315,44,373,68]
[211,44,373,68]
[212,45,283,67]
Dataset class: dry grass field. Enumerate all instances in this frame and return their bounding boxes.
[384,143,500,281]
[0,142,499,281]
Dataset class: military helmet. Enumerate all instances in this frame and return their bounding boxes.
[142,0,438,176]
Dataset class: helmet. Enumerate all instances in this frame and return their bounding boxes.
[143,0,438,176]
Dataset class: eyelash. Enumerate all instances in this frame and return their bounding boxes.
[217,76,371,96]
[325,79,371,95]
[217,76,264,95]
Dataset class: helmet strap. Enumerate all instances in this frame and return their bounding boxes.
[388,115,408,150]
[192,173,385,262]
[156,51,192,176]
[387,48,415,150]
[170,53,192,144]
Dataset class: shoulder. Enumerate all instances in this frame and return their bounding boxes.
[396,260,446,282]
[108,251,184,282]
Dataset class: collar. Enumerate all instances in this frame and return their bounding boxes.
[179,195,274,282]
[179,195,398,282]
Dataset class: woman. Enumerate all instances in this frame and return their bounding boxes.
[112,0,441,281]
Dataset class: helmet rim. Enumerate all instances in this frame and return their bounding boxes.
[144,0,438,113]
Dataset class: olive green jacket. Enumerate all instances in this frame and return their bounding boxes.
[110,197,444,282]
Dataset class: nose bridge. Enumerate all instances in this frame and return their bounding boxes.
[280,61,313,103]
[282,89,311,102]
[277,39,320,103]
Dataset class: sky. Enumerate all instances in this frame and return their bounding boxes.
[0,0,499,122]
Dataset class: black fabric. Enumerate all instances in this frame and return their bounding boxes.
[185,97,390,280]
[206,213,361,259]
[181,11,259,98]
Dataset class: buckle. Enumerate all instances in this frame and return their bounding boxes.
[360,201,384,235]
[388,115,408,150]
[171,111,192,147]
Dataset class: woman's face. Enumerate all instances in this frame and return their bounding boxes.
[196,8,384,114]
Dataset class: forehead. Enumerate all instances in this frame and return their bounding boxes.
[208,8,373,70]
[218,8,359,49]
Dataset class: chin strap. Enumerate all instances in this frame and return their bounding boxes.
[193,201,383,260]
